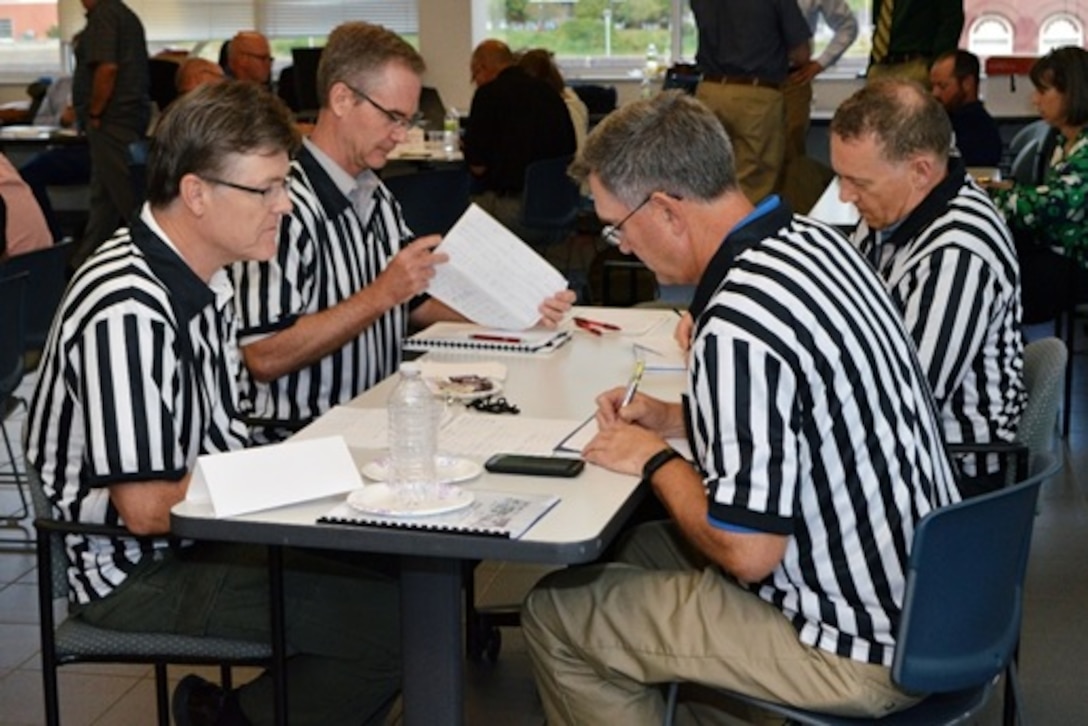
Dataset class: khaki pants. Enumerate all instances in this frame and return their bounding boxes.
[866,58,931,87]
[695,82,785,204]
[522,522,918,726]
[782,80,813,164]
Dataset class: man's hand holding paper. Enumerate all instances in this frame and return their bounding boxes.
[427,204,572,330]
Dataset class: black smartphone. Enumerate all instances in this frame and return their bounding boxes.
[484,454,585,477]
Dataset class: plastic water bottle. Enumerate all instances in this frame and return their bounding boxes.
[443,107,460,157]
[388,362,438,503]
[642,43,660,98]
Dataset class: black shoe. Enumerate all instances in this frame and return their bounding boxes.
[172,674,250,726]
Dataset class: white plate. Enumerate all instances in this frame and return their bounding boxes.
[425,375,503,401]
[361,455,483,485]
[347,483,475,517]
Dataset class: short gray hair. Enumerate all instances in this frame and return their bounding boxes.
[569,91,737,207]
[830,79,952,163]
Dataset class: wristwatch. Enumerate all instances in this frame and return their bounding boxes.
[642,446,682,483]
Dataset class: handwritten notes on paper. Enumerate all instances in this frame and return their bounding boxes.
[429,204,569,330]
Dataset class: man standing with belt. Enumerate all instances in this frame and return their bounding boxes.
[866,0,964,86]
[690,0,811,204]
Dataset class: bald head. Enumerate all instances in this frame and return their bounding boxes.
[176,57,226,95]
[228,31,273,85]
[471,39,513,86]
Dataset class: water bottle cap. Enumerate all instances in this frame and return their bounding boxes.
[399,361,422,376]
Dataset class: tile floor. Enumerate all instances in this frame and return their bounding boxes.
[2,338,1087,724]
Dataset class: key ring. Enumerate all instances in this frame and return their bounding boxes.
[468,395,520,415]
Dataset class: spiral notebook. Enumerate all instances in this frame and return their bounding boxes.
[317,489,560,539]
[403,322,571,354]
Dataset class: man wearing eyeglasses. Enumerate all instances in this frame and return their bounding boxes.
[227,30,274,88]
[521,91,959,723]
[27,81,405,726]
[230,22,573,444]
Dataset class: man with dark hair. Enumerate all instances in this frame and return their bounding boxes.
[70,0,151,267]
[522,90,960,723]
[831,78,1023,497]
[930,49,1003,166]
[26,81,402,726]
[231,23,573,444]
[464,38,577,242]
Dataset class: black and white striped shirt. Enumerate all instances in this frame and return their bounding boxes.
[854,161,1024,474]
[688,199,959,667]
[25,208,249,604]
[231,143,413,443]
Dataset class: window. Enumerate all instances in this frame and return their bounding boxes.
[0,0,418,82]
[967,14,1014,57]
[1039,14,1083,55]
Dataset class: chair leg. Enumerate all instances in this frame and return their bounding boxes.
[1062,308,1075,437]
[1003,646,1022,726]
[220,663,233,691]
[154,662,170,726]
[268,545,288,726]
[40,661,60,726]
[662,682,679,726]
[0,420,29,521]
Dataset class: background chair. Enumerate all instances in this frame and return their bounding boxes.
[519,155,591,299]
[29,464,289,726]
[383,166,471,237]
[569,83,617,128]
[0,272,30,541]
[0,239,75,364]
[126,138,150,210]
[662,450,1060,726]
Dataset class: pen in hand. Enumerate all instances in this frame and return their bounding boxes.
[620,359,646,409]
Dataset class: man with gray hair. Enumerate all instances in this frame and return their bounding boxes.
[521,91,959,723]
[231,22,572,444]
[830,79,1023,497]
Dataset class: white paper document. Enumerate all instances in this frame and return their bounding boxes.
[429,204,569,330]
[294,406,588,459]
[555,416,692,461]
[632,336,687,371]
[807,177,859,227]
[187,436,362,518]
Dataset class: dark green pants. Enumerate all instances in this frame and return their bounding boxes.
[77,543,401,725]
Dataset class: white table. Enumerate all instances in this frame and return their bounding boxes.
[171,306,685,725]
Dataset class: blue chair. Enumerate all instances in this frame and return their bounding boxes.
[384,167,471,237]
[662,451,1061,726]
[520,155,580,247]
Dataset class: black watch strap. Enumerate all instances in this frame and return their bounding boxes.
[642,446,682,483]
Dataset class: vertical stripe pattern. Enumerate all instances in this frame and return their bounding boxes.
[689,206,959,667]
[25,221,249,604]
[231,147,411,444]
[854,173,1024,474]
[871,0,895,63]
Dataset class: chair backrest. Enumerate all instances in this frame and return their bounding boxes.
[0,272,29,398]
[419,86,448,132]
[127,139,150,209]
[1016,337,1067,465]
[663,64,702,95]
[520,155,580,236]
[27,463,71,603]
[0,240,74,352]
[384,167,471,237]
[1008,120,1058,185]
[892,450,1058,693]
[569,84,617,116]
[148,57,181,113]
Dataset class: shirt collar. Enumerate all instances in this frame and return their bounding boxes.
[301,137,380,216]
[135,204,225,323]
[689,195,792,321]
[878,156,968,253]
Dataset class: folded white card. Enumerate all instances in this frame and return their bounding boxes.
[187,436,362,518]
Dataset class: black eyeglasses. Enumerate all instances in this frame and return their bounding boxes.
[342,81,423,130]
[201,176,290,204]
[601,195,652,247]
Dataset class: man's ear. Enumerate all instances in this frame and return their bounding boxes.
[179,173,207,216]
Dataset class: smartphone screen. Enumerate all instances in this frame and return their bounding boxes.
[484,454,585,477]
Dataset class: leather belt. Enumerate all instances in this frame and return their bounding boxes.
[701,74,782,91]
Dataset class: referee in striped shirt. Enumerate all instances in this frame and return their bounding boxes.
[830,79,1024,497]
[230,22,573,443]
[521,92,960,723]
[26,82,404,725]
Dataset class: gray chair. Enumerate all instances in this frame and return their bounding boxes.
[30,464,288,725]
[662,450,1061,726]
[1017,337,1067,465]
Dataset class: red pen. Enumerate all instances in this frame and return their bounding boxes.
[574,316,621,332]
[470,333,523,344]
